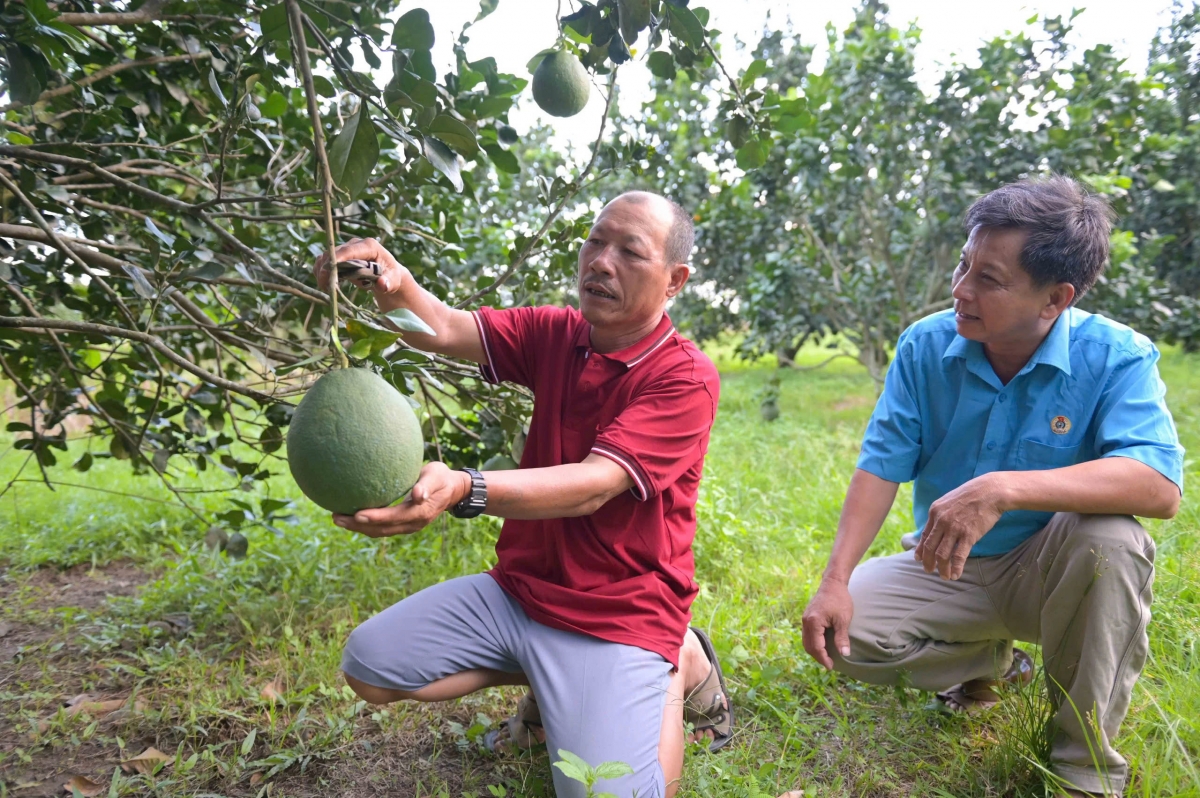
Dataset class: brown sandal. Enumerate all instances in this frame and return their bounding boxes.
[482,692,544,753]
[683,627,735,752]
[935,648,1035,714]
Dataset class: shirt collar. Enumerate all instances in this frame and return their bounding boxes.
[576,313,676,369]
[942,308,1073,379]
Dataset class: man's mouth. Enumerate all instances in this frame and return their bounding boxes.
[584,285,617,300]
[954,306,980,321]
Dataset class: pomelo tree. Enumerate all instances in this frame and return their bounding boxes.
[0,0,770,526]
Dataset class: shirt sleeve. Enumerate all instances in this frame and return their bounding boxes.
[591,374,718,501]
[1094,344,1185,493]
[474,306,569,388]
[856,329,923,484]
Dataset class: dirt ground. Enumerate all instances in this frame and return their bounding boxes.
[0,561,545,798]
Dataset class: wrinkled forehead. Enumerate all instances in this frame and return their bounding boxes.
[593,195,671,242]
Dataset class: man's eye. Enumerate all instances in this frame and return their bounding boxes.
[624,249,642,258]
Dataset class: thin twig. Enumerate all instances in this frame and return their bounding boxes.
[453,70,619,309]
[287,0,349,368]
[0,316,280,404]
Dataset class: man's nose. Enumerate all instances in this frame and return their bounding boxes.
[952,277,972,302]
[586,245,616,275]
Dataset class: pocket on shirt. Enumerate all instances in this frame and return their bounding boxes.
[1015,438,1083,470]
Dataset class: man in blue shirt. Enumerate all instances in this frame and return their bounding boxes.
[801,176,1184,797]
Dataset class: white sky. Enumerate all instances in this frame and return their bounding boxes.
[413,0,1180,154]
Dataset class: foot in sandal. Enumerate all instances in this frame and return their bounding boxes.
[934,648,1035,714]
[482,692,545,754]
[682,627,735,752]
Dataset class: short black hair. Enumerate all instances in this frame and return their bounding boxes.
[610,191,695,265]
[964,175,1115,299]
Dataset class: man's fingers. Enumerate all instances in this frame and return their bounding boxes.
[832,620,852,659]
[802,616,834,670]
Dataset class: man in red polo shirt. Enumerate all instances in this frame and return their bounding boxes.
[312,191,729,798]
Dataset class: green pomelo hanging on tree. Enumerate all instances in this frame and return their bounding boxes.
[287,368,424,515]
[532,50,591,118]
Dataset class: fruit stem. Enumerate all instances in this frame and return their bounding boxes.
[287,0,349,369]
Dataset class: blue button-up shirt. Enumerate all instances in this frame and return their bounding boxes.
[857,308,1185,556]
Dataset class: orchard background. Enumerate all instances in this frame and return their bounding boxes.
[0,1,1198,796]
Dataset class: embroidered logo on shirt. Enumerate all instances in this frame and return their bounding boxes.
[1051,415,1072,435]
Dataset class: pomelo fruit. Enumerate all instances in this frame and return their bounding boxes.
[286,368,424,515]
[532,50,590,118]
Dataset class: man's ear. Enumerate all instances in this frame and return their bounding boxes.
[665,263,691,298]
[1042,281,1076,319]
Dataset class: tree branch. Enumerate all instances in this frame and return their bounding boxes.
[0,316,281,404]
[288,0,349,368]
[0,52,211,112]
[55,0,169,26]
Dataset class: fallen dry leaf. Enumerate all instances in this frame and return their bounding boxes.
[62,774,105,796]
[121,746,172,775]
[249,772,263,786]
[68,698,128,719]
[0,620,13,637]
[259,679,284,703]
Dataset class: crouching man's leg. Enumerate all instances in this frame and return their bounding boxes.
[518,624,715,798]
[994,513,1155,796]
[827,550,1015,691]
[341,573,527,706]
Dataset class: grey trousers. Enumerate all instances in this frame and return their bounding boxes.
[341,573,674,798]
[831,513,1155,795]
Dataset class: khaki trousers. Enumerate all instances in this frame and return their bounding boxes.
[831,513,1155,795]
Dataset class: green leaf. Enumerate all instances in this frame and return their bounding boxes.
[312,75,336,97]
[348,337,373,359]
[735,139,769,170]
[427,115,479,156]
[260,3,290,42]
[392,8,435,51]
[5,45,43,105]
[422,137,463,192]
[483,142,519,174]
[260,91,287,118]
[593,761,635,781]
[275,352,327,376]
[5,131,33,145]
[329,103,379,202]
[241,728,257,756]
[740,58,767,89]
[384,308,437,336]
[144,217,176,247]
[647,51,676,80]
[208,69,228,108]
[72,452,93,473]
[526,48,556,75]
[553,750,591,784]
[475,0,499,22]
[666,5,705,50]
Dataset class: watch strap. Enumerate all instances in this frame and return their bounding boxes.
[450,467,487,519]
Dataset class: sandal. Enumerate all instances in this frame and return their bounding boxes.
[683,627,735,753]
[934,648,1035,714]
[482,692,544,753]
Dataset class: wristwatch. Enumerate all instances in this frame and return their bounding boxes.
[449,467,487,519]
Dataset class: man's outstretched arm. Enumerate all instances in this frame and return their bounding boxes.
[313,237,484,363]
[333,455,636,538]
[915,456,1179,581]
[802,469,900,670]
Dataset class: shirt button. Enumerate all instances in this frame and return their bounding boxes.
[998,394,1007,403]
[987,441,996,450]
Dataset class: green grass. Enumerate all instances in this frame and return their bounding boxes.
[1,345,1197,797]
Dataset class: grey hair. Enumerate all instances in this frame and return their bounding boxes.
[964,175,1116,299]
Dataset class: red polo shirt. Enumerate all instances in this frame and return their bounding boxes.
[472,305,719,667]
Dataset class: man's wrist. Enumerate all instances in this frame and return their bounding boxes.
[987,471,1020,514]
[455,468,473,505]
